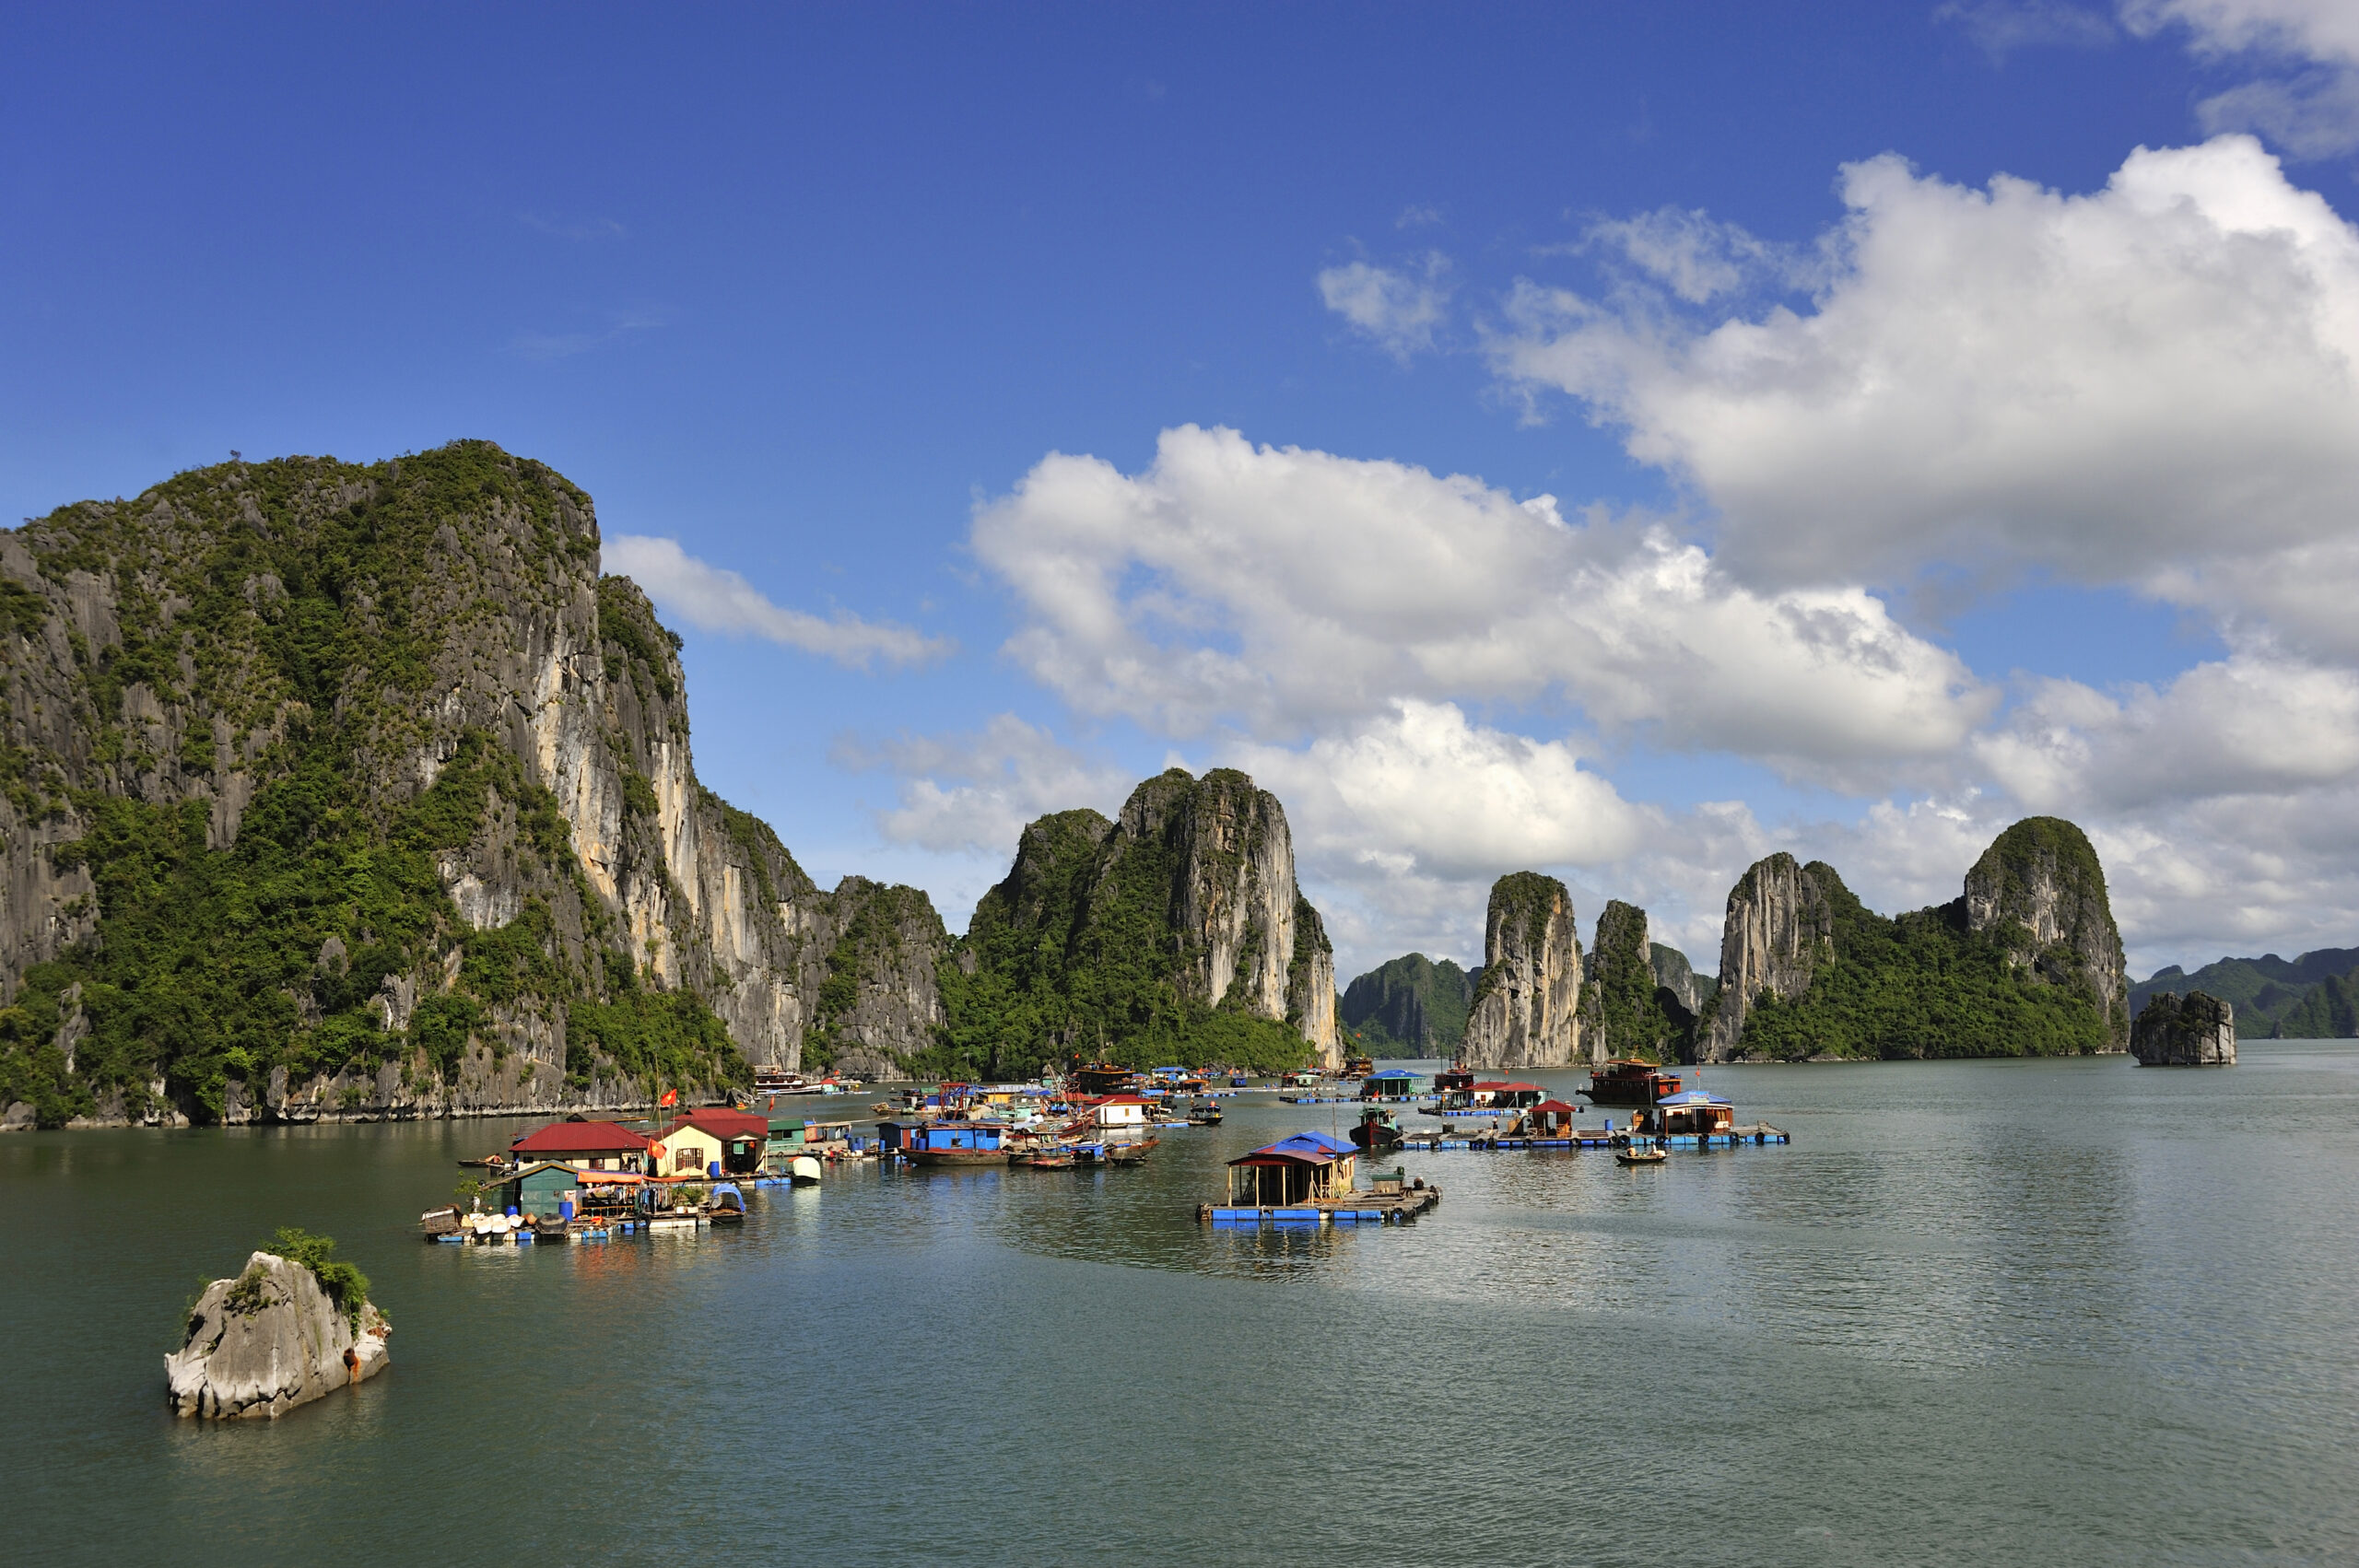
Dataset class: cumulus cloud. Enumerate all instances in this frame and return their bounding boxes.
[833,713,1132,856]
[605,535,952,670]
[1581,206,1814,304]
[971,424,1989,781]
[1317,255,1452,356]
[1490,136,2359,641]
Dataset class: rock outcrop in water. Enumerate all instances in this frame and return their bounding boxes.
[1700,818,2127,1062]
[1702,854,1842,1062]
[166,1250,390,1419]
[0,444,947,1128]
[1579,900,1702,1064]
[1460,872,1583,1069]
[2130,989,2237,1066]
[948,768,1338,1076]
[1963,818,2130,1048]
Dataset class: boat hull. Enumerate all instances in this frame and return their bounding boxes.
[906,1147,1013,1166]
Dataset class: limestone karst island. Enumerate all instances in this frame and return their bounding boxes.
[16,9,2359,1561]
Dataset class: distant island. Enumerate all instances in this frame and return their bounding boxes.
[2130,948,2359,1039]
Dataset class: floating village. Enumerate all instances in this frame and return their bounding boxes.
[420,1057,1791,1243]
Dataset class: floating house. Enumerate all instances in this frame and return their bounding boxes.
[1073,1063,1138,1097]
[1528,1098,1580,1138]
[499,1161,583,1221]
[653,1108,769,1177]
[1092,1094,1151,1129]
[1645,1089,1734,1138]
[1359,1069,1428,1102]
[1224,1131,1359,1207]
[508,1117,655,1172]
[903,1120,1015,1165]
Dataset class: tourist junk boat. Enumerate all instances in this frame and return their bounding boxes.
[1579,1059,1684,1108]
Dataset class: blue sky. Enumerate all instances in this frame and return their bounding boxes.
[9,2,2359,981]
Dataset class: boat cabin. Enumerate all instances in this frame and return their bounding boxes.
[1360,1069,1429,1102]
[1225,1131,1359,1207]
[508,1117,655,1172]
[1073,1063,1138,1097]
[1643,1089,1734,1137]
[908,1121,1013,1155]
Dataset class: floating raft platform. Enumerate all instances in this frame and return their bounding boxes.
[1401,1124,1790,1152]
[1197,1186,1441,1225]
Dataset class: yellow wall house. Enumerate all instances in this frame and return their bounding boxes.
[652,1110,769,1177]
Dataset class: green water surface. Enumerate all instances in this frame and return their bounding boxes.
[5,1047,2355,1566]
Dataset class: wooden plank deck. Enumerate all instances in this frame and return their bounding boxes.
[1196,1185,1441,1224]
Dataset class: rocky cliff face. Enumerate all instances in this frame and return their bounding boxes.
[2131,989,2236,1066]
[1963,817,2130,1050]
[954,769,1338,1074]
[1579,901,1697,1064]
[167,1250,390,1420]
[1703,819,2127,1062]
[1461,872,1583,1069]
[1649,943,1712,1015]
[0,444,945,1128]
[1701,854,1841,1062]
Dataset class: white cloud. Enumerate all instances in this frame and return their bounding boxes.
[1317,255,1452,356]
[1936,1,2118,58]
[1490,136,2359,636]
[604,535,952,670]
[1581,207,1811,304]
[2123,0,2359,154]
[833,713,1132,856]
[972,425,1989,781]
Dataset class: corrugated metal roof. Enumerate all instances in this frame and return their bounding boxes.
[1228,1129,1357,1166]
[511,1120,654,1154]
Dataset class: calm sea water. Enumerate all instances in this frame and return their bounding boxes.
[6,1047,2357,1566]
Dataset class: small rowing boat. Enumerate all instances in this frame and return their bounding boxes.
[1615,1144,1668,1166]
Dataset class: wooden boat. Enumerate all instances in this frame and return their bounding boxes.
[1615,1144,1668,1166]
[1187,1102,1224,1127]
[418,1204,464,1239]
[1104,1136,1159,1166]
[708,1183,748,1223]
[1348,1108,1403,1153]
[1580,1059,1684,1108]
[1015,1148,1076,1169]
[456,1154,510,1170]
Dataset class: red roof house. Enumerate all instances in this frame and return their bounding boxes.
[509,1118,654,1163]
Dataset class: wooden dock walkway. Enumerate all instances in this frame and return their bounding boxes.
[1399,1124,1790,1152]
[1197,1185,1442,1225]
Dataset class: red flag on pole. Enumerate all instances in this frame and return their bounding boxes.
[660,1088,678,1108]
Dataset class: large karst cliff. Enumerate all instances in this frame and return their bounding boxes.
[1700,816,2128,1062]
[946,768,1338,1076]
[1460,872,1583,1069]
[0,444,944,1128]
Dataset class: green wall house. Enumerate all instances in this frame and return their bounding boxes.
[500,1162,582,1220]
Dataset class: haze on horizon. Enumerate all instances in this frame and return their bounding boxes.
[8,1,2359,985]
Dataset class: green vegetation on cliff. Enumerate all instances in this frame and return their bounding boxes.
[1736,864,2113,1059]
[1341,953,1474,1055]
[937,773,1319,1080]
[0,445,746,1125]
[2131,947,2359,1038]
[1583,901,1689,1063]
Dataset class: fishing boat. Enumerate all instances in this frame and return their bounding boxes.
[709,1183,748,1223]
[1614,1143,1668,1166]
[788,1155,824,1184]
[1104,1136,1159,1166]
[1015,1147,1076,1169]
[1348,1106,1404,1153]
[904,1121,1018,1166]
[1187,1100,1224,1127]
